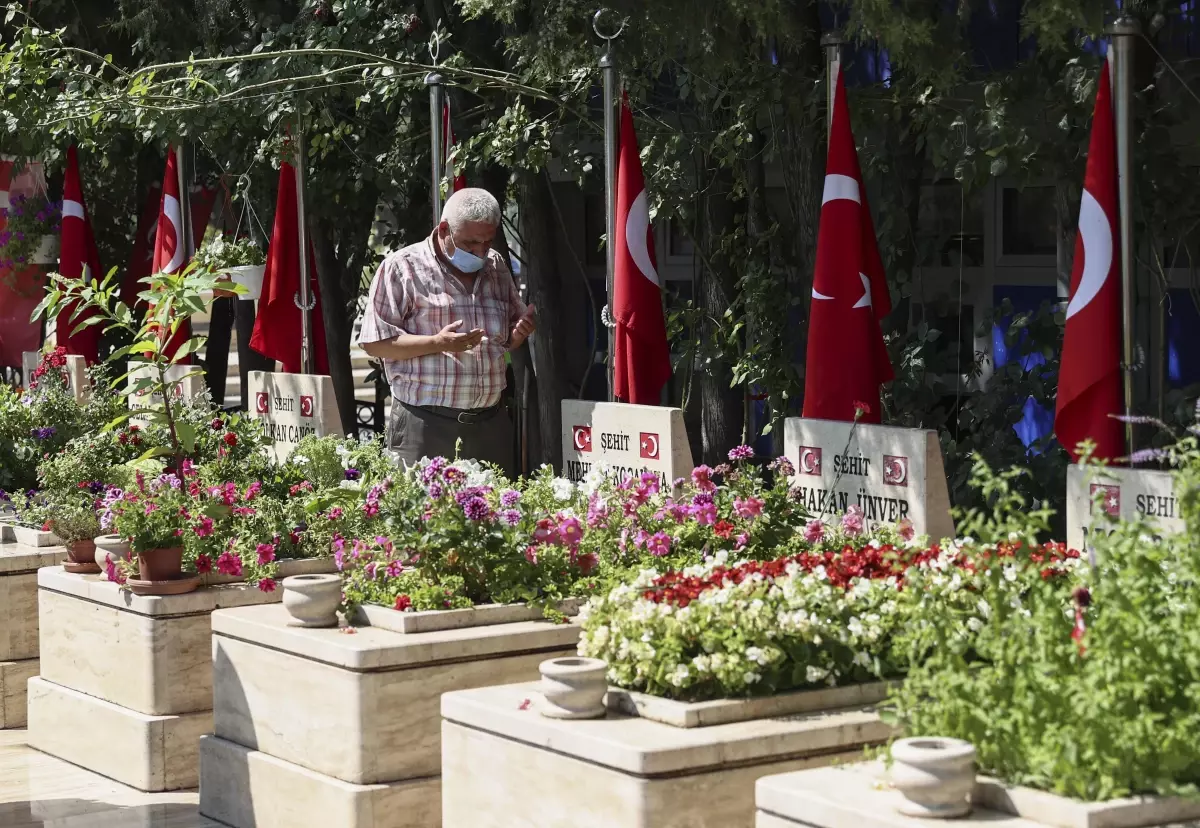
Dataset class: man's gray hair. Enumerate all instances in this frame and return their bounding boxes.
[441,188,501,233]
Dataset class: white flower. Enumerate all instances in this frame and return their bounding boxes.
[745,646,768,666]
[551,477,575,501]
[292,454,309,466]
[582,466,606,495]
[976,598,992,620]
[692,655,711,673]
[966,617,984,632]
[742,671,761,685]
[847,616,865,638]
[853,651,872,669]
[669,665,691,687]
[338,480,362,490]
[1003,565,1018,583]
[805,665,829,684]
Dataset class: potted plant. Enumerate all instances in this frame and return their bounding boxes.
[107,474,203,595]
[0,190,61,282]
[194,235,264,300]
[16,488,103,573]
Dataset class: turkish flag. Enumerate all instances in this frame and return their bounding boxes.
[58,147,103,364]
[150,149,195,362]
[612,95,671,404]
[250,162,329,375]
[802,71,893,423]
[443,102,466,193]
[1055,62,1124,461]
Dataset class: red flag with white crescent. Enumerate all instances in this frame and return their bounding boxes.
[612,94,671,405]
[150,149,194,362]
[58,146,103,364]
[1055,62,1124,461]
[250,161,329,375]
[443,102,467,193]
[802,71,893,423]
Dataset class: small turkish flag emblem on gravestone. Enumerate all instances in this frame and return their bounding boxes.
[255,392,270,413]
[639,433,660,460]
[572,426,592,452]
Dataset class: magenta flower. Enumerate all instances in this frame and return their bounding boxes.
[691,465,716,492]
[841,505,865,536]
[500,509,521,526]
[802,519,825,543]
[386,560,405,577]
[463,497,490,521]
[193,516,214,538]
[734,496,764,520]
[728,445,755,462]
[257,578,277,593]
[647,531,672,557]
[558,516,583,546]
[216,551,243,577]
[500,489,521,508]
[256,542,276,565]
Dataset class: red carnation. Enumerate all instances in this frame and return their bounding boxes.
[223,432,238,447]
[394,594,413,611]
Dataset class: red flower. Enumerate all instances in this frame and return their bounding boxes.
[394,594,413,611]
[195,554,213,574]
[210,418,224,431]
[852,400,871,417]
[713,520,735,540]
[257,577,277,593]
[223,432,238,447]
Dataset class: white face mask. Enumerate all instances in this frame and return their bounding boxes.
[448,232,486,273]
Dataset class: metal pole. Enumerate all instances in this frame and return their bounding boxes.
[427,72,445,226]
[1109,18,1139,455]
[821,32,843,133]
[294,119,314,375]
[594,10,624,402]
[174,144,193,259]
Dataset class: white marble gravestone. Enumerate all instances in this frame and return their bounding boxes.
[783,417,954,540]
[21,350,88,403]
[1065,463,1184,551]
[246,371,342,460]
[126,362,205,422]
[560,400,693,487]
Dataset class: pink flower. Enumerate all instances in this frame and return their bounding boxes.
[691,465,716,492]
[533,519,557,545]
[328,507,344,520]
[258,577,277,593]
[639,472,661,496]
[803,519,825,543]
[691,501,717,526]
[557,516,583,547]
[363,502,380,517]
[576,552,598,574]
[647,531,672,557]
[524,545,538,564]
[195,554,213,574]
[255,543,276,565]
[216,551,243,577]
[386,560,404,577]
[193,516,214,538]
[735,532,750,550]
[734,496,764,520]
[841,505,865,536]
[244,481,262,501]
[897,518,915,542]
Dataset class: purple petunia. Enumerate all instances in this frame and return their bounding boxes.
[499,489,521,508]
[728,445,755,462]
[30,426,56,440]
[344,468,361,481]
[500,509,522,526]
[462,497,490,521]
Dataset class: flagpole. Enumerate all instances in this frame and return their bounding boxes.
[427,34,445,226]
[1109,17,1139,455]
[174,144,193,258]
[294,116,314,375]
[596,10,623,403]
[822,31,843,133]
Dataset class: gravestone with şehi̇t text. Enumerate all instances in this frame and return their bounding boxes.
[246,370,342,460]
[783,417,954,540]
[560,400,693,488]
[22,350,89,403]
[1065,464,1183,551]
[126,362,205,412]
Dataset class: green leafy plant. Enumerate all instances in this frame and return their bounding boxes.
[34,262,237,466]
[16,486,101,543]
[193,235,264,272]
[0,190,60,282]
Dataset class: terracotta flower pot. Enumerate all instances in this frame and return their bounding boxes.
[137,546,185,582]
[63,538,101,574]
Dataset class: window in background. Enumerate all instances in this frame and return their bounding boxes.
[1000,186,1058,259]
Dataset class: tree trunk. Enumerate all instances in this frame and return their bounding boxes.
[697,169,744,464]
[311,216,358,436]
[515,167,566,471]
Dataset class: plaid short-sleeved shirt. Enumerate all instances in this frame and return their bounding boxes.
[359,233,525,410]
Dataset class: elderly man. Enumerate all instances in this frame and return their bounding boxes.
[360,188,535,473]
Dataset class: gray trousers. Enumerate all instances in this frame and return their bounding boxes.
[387,401,514,476]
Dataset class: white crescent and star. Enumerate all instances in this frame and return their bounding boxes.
[800,448,818,474]
[574,428,591,450]
[642,434,659,458]
[812,174,872,309]
[625,189,659,287]
[887,458,908,485]
[1066,189,1113,320]
[161,194,185,274]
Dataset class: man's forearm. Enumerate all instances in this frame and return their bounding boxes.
[362,334,444,360]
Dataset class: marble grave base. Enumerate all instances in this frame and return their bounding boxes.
[0,543,65,728]
[27,563,333,791]
[198,603,580,828]
[440,681,893,828]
